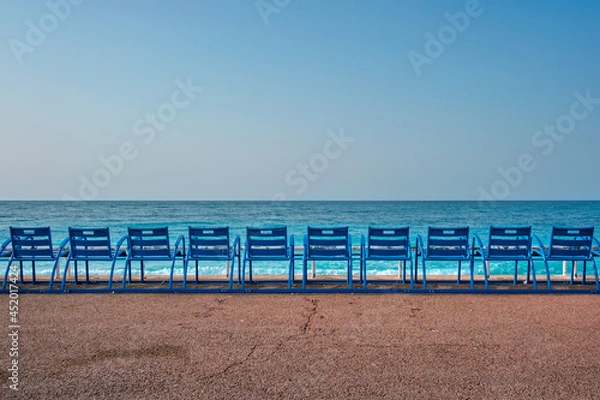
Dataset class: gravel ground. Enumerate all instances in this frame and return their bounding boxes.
[1,294,599,399]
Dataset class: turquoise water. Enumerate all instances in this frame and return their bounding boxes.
[1,201,599,277]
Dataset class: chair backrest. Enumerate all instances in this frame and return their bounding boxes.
[368,227,410,257]
[128,227,171,258]
[427,227,469,258]
[69,228,112,259]
[549,227,594,258]
[10,227,54,258]
[487,226,531,258]
[246,227,288,258]
[189,227,230,258]
[307,227,350,258]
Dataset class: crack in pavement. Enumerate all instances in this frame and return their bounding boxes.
[268,298,321,360]
[204,298,322,383]
[204,344,259,383]
[221,344,258,375]
[302,298,320,334]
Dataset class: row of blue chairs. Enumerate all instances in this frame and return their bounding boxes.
[1,225,598,292]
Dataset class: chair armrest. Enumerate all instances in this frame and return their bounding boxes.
[113,235,129,259]
[1,238,11,256]
[361,234,366,258]
[593,236,600,256]
[232,235,241,257]
[56,236,71,257]
[473,234,486,260]
[348,235,352,257]
[415,234,426,257]
[173,235,186,257]
[288,234,295,258]
[531,235,547,259]
[303,235,308,257]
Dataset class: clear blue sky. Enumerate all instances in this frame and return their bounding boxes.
[1,0,599,200]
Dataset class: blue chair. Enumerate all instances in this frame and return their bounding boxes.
[416,227,473,290]
[361,227,413,289]
[123,227,185,290]
[184,227,241,290]
[1,227,69,292]
[58,227,128,291]
[303,227,352,290]
[242,227,294,290]
[473,226,540,290]
[533,227,599,290]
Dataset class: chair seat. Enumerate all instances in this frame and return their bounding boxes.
[546,254,595,261]
[423,254,470,261]
[484,254,532,261]
[365,254,411,261]
[305,255,351,260]
[188,254,233,261]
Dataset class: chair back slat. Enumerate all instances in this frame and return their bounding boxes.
[247,227,288,258]
[69,227,112,258]
[426,226,469,258]
[428,227,469,237]
[307,227,350,258]
[488,226,532,258]
[10,226,53,258]
[428,248,467,257]
[490,227,532,237]
[189,227,230,258]
[367,227,410,258]
[128,227,171,258]
[549,226,594,258]
[368,249,408,257]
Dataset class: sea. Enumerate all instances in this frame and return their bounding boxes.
[1,201,598,277]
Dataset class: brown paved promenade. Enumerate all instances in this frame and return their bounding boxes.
[1,294,599,399]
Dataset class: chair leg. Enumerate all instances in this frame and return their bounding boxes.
[570,261,575,285]
[401,260,406,284]
[302,259,307,290]
[228,256,234,290]
[32,260,36,284]
[140,261,145,283]
[237,253,242,284]
[592,259,599,291]
[249,261,253,283]
[74,260,78,284]
[195,260,199,283]
[85,260,90,284]
[409,258,414,291]
[60,258,72,292]
[422,258,427,290]
[241,256,246,290]
[363,259,367,290]
[582,261,587,285]
[107,258,119,291]
[348,260,353,290]
[457,261,462,284]
[288,258,293,290]
[19,261,23,285]
[469,258,474,290]
[513,261,518,285]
